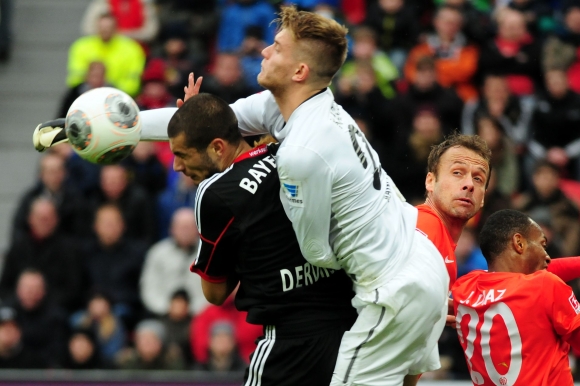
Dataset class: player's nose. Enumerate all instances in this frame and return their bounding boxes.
[173,157,184,173]
[261,44,271,58]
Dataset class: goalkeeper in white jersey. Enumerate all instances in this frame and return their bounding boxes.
[33,7,448,386]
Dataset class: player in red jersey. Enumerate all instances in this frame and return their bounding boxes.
[453,209,580,386]
[417,133,580,290]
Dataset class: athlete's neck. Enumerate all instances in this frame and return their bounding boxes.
[424,198,467,243]
[272,86,325,122]
[487,258,524,274]
[223,141,252,169]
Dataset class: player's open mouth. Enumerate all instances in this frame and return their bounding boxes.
[457,198,473,206]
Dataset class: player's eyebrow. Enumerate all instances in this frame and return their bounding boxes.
[172,150,186,158]
[450,160,468,168]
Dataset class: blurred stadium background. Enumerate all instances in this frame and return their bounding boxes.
[2,0,580,383]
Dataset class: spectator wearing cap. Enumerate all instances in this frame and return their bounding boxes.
[405,5,480,101]
[390,55,463,140]
[194,321,246,373]
[0,307,43,369]
[116,319,185,370]
[190,295,262,365]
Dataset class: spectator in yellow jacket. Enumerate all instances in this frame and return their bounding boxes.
[67,13,145,97]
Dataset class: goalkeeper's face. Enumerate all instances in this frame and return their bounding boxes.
[170,133,221,185]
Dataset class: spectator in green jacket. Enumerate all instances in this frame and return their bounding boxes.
[67,13,145,96]
[337,26,399,100]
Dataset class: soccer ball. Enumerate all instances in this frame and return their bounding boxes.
[65,87,141,164]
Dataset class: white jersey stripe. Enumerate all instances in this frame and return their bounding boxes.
[194,165,234,234]
[245,326,273,386]
[254,326,276,385]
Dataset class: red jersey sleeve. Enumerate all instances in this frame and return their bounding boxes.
[416,204,457,287]
[547,257,580,283]
[545,273,580,349]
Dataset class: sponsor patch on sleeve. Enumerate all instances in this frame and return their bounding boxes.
[569,292,580,314]
[281,180,304,207]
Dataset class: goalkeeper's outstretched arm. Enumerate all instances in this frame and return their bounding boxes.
[32,119,69,152]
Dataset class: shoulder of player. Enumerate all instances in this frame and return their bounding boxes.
[416,205,449,240]
[276,144,332,175]
[195,171,234,211]
[454,269,484,285]
[451,270,485,295]
[533,269,569,288]
[416,205,443,226]
[200,154,279,202]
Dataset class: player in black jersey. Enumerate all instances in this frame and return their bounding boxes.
[168,94,357,386]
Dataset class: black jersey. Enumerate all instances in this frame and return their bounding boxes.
[192,144,356,328]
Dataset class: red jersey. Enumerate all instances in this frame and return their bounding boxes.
[452,270,580,386]
[416,204,457,288]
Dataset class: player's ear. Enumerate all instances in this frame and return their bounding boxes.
[208,138,226,157]
[292,62,309,83]
[425,172,435,194]
[512,233,525,254]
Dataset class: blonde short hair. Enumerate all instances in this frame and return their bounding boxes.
[276,6,348,82]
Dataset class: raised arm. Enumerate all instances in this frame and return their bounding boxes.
[32,74,281,152]
[547,257,580,282]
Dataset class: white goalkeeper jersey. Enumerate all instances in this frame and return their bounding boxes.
[141,89,419,292]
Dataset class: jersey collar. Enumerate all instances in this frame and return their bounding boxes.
[233,144,269,164]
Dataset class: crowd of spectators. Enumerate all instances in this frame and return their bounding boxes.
[3,0,580,380]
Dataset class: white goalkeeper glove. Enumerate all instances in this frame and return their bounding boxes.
[32,118,69,152]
